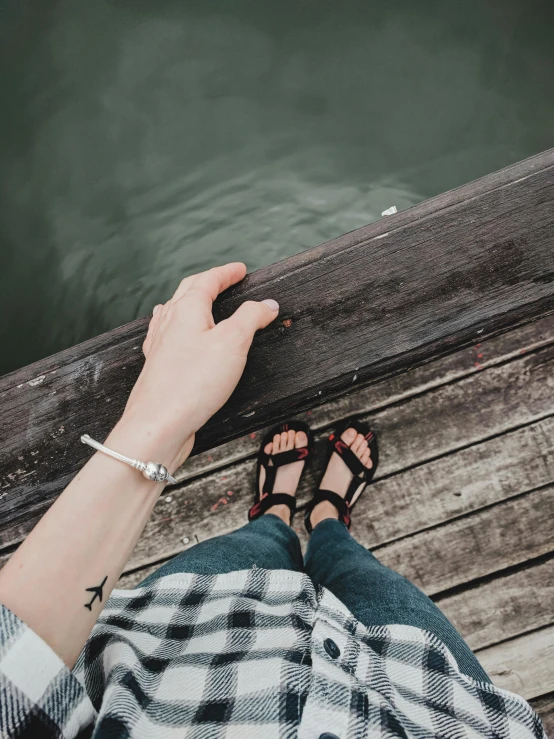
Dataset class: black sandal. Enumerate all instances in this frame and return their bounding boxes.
[304,417,378,533]
[248,420,313,523]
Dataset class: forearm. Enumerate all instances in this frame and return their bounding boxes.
[0,415,188,668]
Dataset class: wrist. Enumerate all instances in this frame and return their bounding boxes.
[106,413,193,476]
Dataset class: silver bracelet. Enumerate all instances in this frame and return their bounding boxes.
[81,434,177,484]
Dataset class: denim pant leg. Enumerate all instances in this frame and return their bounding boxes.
[140,514,304,586]
[304,519,491,683]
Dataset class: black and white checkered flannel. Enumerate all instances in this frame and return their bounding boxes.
[0,569,546,738]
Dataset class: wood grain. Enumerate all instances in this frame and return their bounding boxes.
[437,559,554,651]
[477,625,554,700]
[375,486,554,595]
[2,149,554,544]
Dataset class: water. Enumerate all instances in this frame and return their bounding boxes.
[1,0,552,375]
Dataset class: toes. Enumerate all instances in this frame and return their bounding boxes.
[280,431,288,449]
[273,433,281,453]
[295,430,308,448]
[361,449,373,468]
[264,442,273,455]
[352,433,365,454]
[341,427,357,445]
[286,429,295,450]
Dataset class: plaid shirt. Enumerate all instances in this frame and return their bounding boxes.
[0,569,546,738]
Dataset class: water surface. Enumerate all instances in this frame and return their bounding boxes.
[1,0,552,374]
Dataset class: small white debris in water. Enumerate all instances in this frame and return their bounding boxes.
[243,411,256,417]
[28,375,46,387]
[165,496,172,503]
[381,206,397,216]
[477,328,484,334]
[352,374,358,382]
[375,232,389,240]
[182,537,190,545]
[318,390,322,395]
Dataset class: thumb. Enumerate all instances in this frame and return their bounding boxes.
[218,299,279,345]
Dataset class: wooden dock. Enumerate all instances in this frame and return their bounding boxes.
[1,149,554,730]
[117,314,554,731]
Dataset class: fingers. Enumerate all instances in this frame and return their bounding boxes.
[217,299,279,346]
[173,263,247,303]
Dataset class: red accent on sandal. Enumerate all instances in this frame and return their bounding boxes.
[328,433,335,441]
[297,447,309,459]
[249,492,269,520]
[335,440,348,455]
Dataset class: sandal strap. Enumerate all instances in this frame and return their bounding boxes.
[345,476,365,506]
[260,448,309,494]
[259,447,309,469]
[248,493,296,521]
[314,489,349,519]
[331,439,366,477]
[304,489,352,533]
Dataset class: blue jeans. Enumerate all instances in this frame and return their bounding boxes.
[141,515,490,683]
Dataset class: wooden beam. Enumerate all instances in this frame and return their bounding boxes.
[375,486,554,595]
[436,559,554,651]
[1,149,554,541]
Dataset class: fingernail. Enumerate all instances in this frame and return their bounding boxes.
[153,304,161,315]
[262,299,279,312]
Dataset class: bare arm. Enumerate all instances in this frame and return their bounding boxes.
[0,263,279,667]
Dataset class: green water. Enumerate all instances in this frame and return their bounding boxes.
[1,0,553,375]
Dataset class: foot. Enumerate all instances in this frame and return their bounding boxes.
[259,429,308,524]
[310,427,373,529]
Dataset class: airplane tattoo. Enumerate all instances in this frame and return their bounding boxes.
[84,575,108,611]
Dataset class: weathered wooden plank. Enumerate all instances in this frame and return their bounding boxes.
[375,486,554,595]
[437,559,554,651]
[179,313,554,482]
[477,625,554,700]
[2,331,553,552]
[116,417,554,587]
[2,150,554,544]
[92,348,554,567]
[120,446,554,582]
[6,421,551,592]
[349,416,554,548]
[530,694,554,737]
[123,413,554,575]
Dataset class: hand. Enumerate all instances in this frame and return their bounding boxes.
[118,263,279,470]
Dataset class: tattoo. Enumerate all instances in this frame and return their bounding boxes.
[84,575,108,611]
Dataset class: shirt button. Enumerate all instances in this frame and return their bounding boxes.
[323,638,341,659]
[319,734,341,739]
